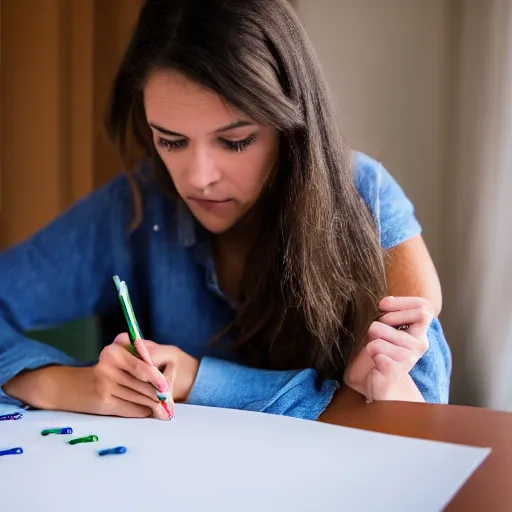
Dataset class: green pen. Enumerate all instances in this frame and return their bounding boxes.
[113,275,144,353]
[113,275,174,418]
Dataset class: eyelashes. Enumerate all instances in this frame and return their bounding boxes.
[157,134,256,153]
[221,134,256,152]
[157,139,187,151]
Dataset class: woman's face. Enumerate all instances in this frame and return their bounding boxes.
[144,69,279,234]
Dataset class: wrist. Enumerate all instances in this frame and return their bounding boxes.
[389,374,424,402]
[42,366,98,412]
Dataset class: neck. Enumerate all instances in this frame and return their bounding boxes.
[212,212,261,304]
[215,206,261,255]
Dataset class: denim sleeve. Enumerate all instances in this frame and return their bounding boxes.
[410,318,452,403]
[186,359,340,420]
[0,174,133,406]
[353,152,422,249]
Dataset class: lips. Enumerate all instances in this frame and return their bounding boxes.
[188,197,230,203]
[187,197,234,213]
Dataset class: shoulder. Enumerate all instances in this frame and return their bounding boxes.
[352,151,383,202]
[352,151,422,250]
[80,161,176,229]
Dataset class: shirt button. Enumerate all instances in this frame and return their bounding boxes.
[153,224,160,232]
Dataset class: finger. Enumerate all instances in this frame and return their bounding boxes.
[379,296,435,317]
[113,384,170,421]
[154,402,173,421]
[368,321,428,355]
[137,340,173,392]
[113,332,131,348]
[113,367,160,402]
[366,338,413,365]
[156,394,174,420]
[163,364,176,394]
[105,396,153,419]
[100,344,168,392]
[134,338,155,367]
[160,364,176,418]
[113,383,160,409]
[138,339,171,368]
[367,364,397,402]
[366,356,400,402]
[373,353,402,381]
[377,308,431,330]
[378,305,433,342]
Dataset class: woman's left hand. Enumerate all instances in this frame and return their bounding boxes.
[343,296,433,402]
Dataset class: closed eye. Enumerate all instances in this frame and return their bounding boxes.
[221,134,256,152]
[157,134,256,152]
[158,138,187,151]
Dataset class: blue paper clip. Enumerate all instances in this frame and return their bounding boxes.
[0,447,23,457]
[0,412,23,421]
[98,446,127,456]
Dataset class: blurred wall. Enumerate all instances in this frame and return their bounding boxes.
[296,0,455,267]
[0,0,141,249]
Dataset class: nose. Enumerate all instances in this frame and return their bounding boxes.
[187,145,221,191]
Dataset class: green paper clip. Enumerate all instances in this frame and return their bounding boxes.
[68,435,99,445]
[41,427,73,436]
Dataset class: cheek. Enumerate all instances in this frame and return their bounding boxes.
[229,150,275,199]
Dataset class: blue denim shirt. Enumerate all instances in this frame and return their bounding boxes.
[0,152,452,418]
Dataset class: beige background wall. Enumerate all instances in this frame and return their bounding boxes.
[296,0,455,267]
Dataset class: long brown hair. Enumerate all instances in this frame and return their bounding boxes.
[106,0,387,379]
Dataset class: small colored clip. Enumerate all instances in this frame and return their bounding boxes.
[41,427,73,436]
[0,447,23,456]
[68,435,99,445]
[98,446,127,456]
[0,412,23,421]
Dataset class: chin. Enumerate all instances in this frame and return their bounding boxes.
[195,215,237,235]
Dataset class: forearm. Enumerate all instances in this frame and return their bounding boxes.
[3,365,95,412]
[0,331,78,406]
[186,357,339,420]
[3,365,59,409]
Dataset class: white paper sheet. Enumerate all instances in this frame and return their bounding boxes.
[0,404,490,512]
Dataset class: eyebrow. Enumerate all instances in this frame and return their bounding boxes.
[148,120,254,138]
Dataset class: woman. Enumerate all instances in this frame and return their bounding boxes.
[0,0,450,421]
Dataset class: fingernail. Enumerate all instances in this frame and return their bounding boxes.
[152,369,170,393]
[161,401,172,420]
[155,403,171,421]
[157,376,171,393]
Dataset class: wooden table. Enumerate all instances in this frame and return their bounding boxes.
[320,389,512,511]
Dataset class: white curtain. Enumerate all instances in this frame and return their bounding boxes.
[441,0,512,409]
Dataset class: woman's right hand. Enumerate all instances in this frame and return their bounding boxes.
[92,334,172,419]
[3,336,171,420]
